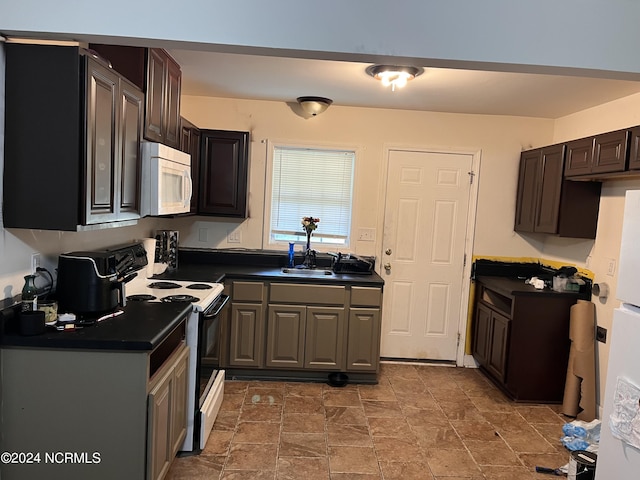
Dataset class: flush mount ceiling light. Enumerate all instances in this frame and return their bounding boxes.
[297,96,333,116]
[366,65,424,91]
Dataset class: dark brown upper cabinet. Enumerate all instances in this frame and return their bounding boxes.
[3,43,143,231]
[89,45,182,149]
[515,145,601,239]
[145,49,182,149]
[199,130,250,218]
[628,126,640,171]
[564,137,594,177]
[180,117,202,213]
[565,129,629,177]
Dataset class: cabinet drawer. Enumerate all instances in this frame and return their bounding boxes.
[270,283,346,305]
[232,281,265,302]
[478,286,512,318]
[351,287,382,307]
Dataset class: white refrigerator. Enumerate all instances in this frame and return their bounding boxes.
[596,189,640,478]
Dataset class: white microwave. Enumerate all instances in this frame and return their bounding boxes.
[141,142,192,216]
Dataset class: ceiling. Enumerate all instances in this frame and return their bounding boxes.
[168,49,640,119]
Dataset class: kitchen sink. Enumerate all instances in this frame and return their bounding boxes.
[281,268,334,276]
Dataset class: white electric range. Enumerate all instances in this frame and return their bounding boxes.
[125,273,227,454]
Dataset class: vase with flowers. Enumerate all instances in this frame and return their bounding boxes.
[301,216,320,268]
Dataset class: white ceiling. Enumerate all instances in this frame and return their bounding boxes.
[169,49,640,119]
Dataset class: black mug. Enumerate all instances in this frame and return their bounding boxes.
[19,310,46,336]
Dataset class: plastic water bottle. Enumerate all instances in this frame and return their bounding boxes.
[288,242,295,267]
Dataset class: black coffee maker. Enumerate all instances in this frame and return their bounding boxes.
[56,243,145,316]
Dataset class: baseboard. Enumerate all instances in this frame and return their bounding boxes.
[462,354,479,368]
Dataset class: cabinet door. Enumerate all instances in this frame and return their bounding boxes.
[534,144,565,233]
[514,150,540,233]
[593,129,629,174]
[266,305,306,368]
[229,303,264,367]
[147,368,173,480]
[144,48,166,144]
[472,302,491,367]
[199,130,249,217]
[487,311,510,382]
[305,307,346,370]
[629,126,640,170]
[170,346,189,456]
[180,118,201,213]
[84,59,119,225]
[118,80,143,220]
[347,308,381,372]
[164,57,182,149]
[564,137,594,176]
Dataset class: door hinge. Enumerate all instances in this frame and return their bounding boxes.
[457,332,461,347]
[468,171,475,184]
[463,253,467,267]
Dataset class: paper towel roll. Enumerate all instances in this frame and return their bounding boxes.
[142,238,156,279]
[562,300,596,421]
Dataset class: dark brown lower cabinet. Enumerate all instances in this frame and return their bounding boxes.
[472,277,579,403]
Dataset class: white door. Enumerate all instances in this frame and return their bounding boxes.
[381,149,473,361]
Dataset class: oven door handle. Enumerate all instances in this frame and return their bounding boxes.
[204,294,230,318]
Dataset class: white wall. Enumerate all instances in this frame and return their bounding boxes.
[175,95,555,260]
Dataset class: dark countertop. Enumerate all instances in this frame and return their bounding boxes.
[1,302,192,351]
[156,248,385,287]
[476,275,586,299]
[157,263,385,287]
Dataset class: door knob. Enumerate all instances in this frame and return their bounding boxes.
[385,248,392,255]
[383,263,391,272]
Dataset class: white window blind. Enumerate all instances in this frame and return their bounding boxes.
[270,146,355,245]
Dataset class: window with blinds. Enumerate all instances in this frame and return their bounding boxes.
[269,145,355,246]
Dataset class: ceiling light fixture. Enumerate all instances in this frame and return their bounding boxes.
[366,65,424,91]
[297,96,333,116]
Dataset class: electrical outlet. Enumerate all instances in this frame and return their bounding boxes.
[607,259,616,276]
[227,230,242,243]
[358,228,376,242]
[596,326,607,343]
[31,253,41,274]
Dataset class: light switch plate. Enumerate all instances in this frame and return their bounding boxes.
[227,230,242,243]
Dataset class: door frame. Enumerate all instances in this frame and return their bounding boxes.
[378,144,481,366]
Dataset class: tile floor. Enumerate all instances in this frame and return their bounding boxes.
[166,363,572,479]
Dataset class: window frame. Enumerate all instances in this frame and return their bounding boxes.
[262,139,359,252]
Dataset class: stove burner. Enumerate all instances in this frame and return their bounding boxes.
[148,281,181,289]
[161,294,200,303]
[186,283,213,290]
[126,294,157,301]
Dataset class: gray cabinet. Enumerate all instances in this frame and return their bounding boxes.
[0,321,189,480]
[147,344,189,480]
[266,303,346,370]
[305,307,346,370]
[225,281,382,377]
[266,304,306,368]
[228,282,265,367]
[347,308,381,371]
